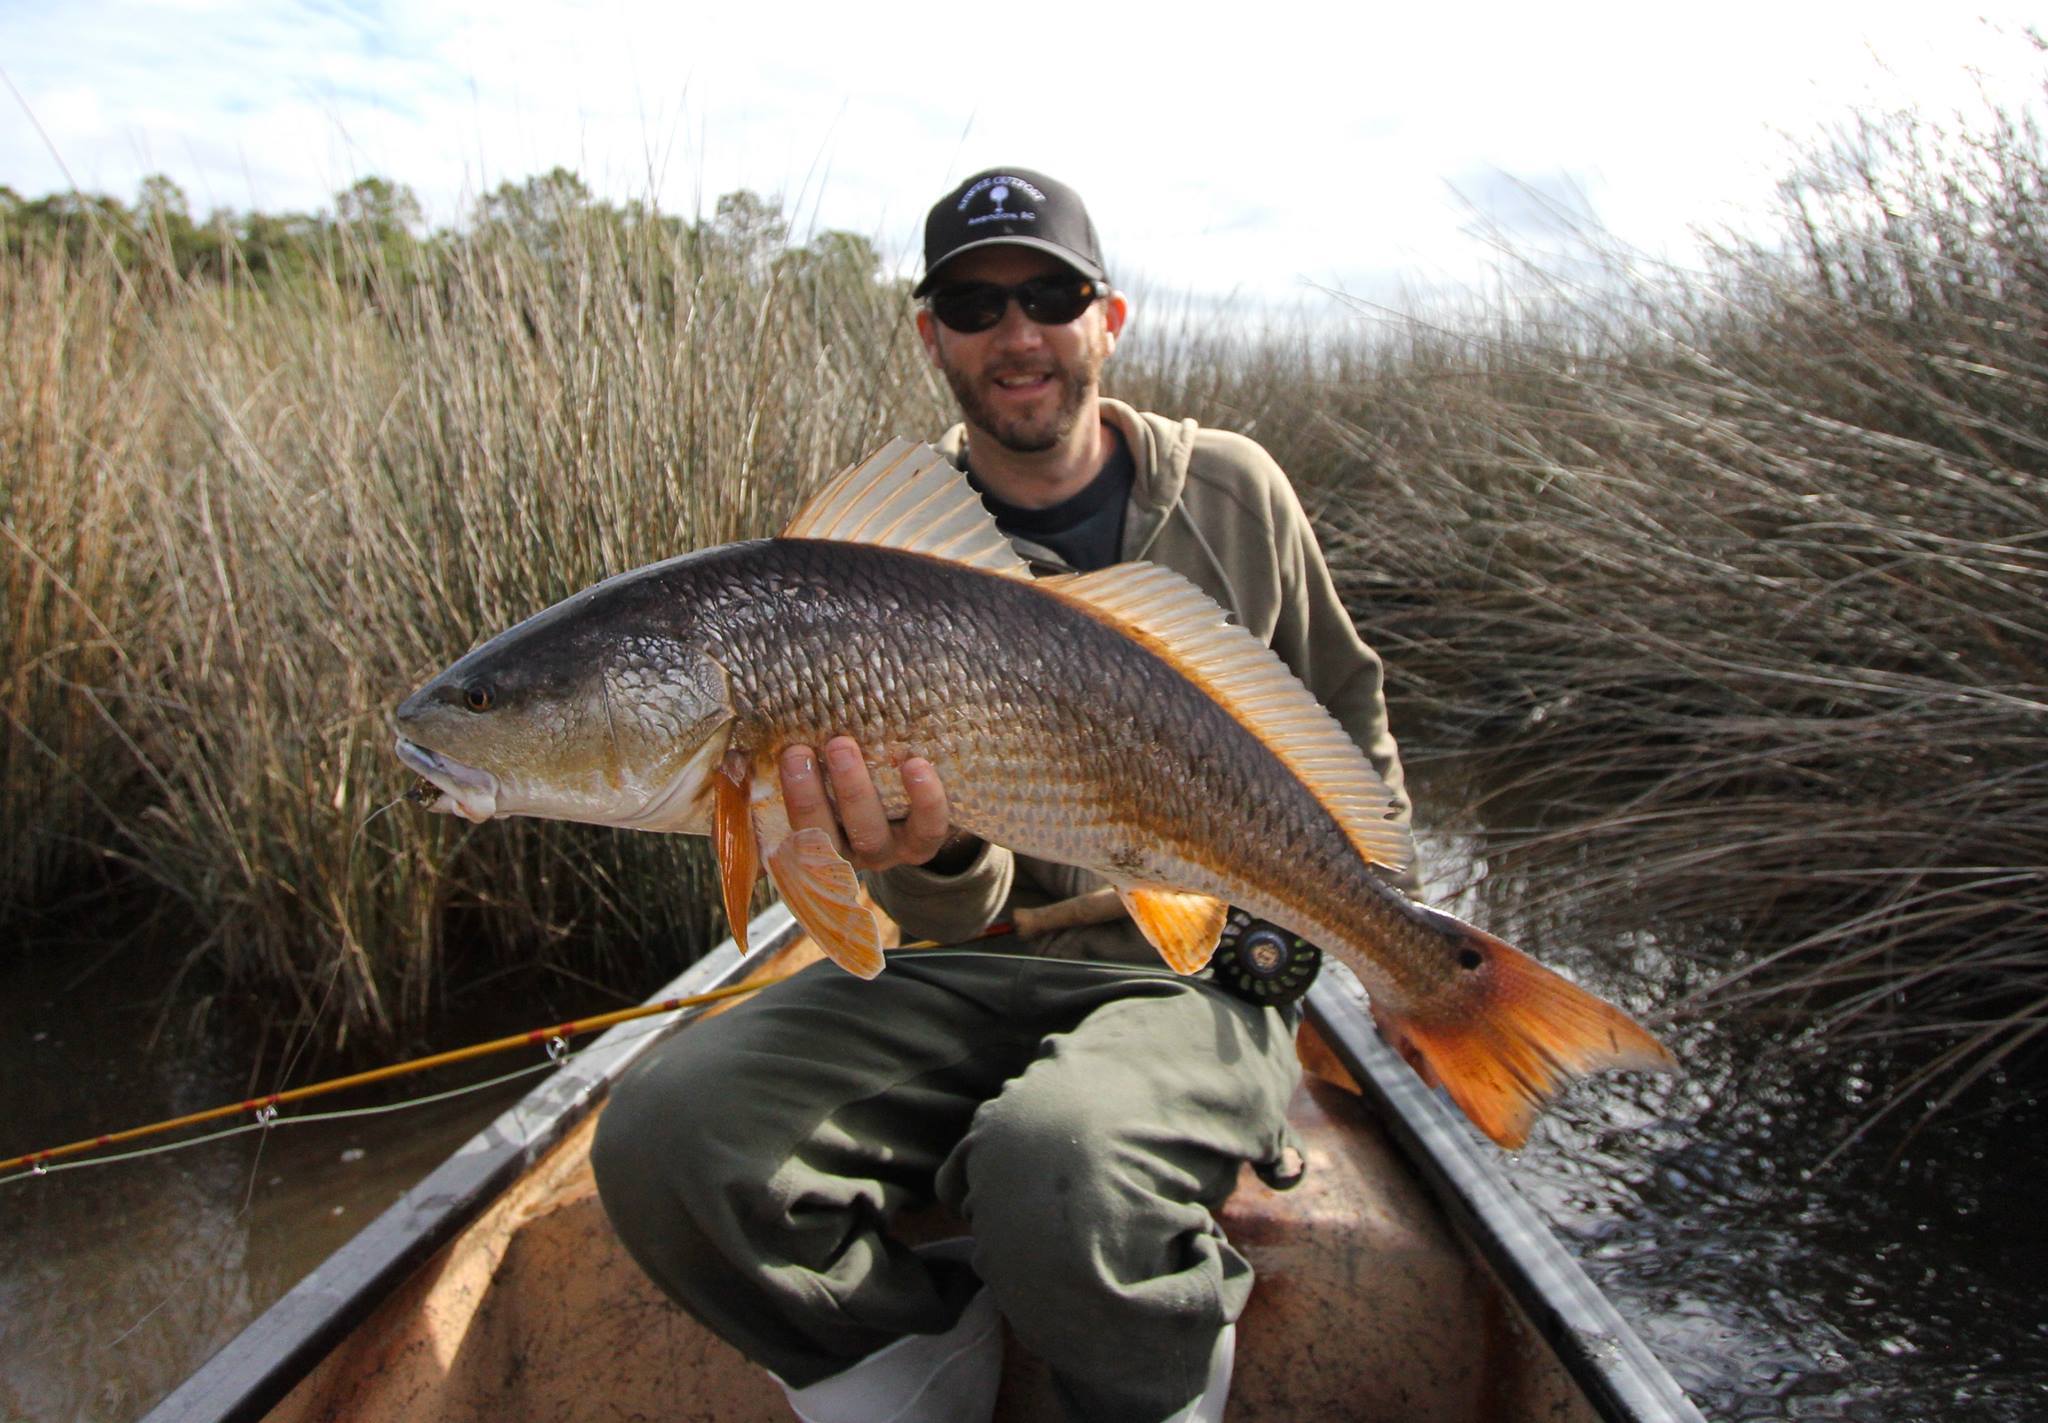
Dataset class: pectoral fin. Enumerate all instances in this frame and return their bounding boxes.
[713,752,760,956]
[1117,888,1229,974]
[765,828,885,979]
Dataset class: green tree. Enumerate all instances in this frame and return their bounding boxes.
[2,190,138,265]
[799,229,879,278]
[236,207,324,284]
[134,172,211,275]
[336,176,423,240]
[702,190,789,282]
[135,173,189,224]
[332,175,425,285]
[471,166,599,263]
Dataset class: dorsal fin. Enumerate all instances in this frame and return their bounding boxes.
[780,438,1033,579]
[1040,563,1415,876]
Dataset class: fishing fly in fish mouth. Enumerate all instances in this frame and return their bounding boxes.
[392,435,1672,1149]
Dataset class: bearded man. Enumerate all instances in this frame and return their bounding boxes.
[593,167,1409,1423]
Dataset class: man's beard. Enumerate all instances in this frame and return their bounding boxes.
[940,347,1102,454]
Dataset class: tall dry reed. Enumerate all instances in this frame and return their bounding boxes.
[3,201,949,1049]
[1119,92,2048,1131]
[2,254,159,912]
[5,83,2044,1129]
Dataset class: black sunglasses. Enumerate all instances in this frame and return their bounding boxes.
[925,273,1106,333]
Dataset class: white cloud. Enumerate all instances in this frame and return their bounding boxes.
[3,1,2041,303]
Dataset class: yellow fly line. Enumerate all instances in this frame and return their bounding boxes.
[0,974,792,1177]
[1,891,1130,1179]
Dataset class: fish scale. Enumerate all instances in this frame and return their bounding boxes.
[394,438,1674,1147]
[699,539,1380,967]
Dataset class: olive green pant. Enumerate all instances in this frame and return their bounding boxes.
[590,947,1300,1422]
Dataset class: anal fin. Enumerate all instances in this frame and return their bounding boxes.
[713,752,760,956]
[1117,888,1229,975]
[765,827,885,979]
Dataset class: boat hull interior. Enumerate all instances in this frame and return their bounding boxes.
[262,943,1596,1422]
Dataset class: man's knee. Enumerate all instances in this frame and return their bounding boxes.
[950,1073,1242,1413]
[951,1076,1157,1259]
[592,1028,759,1245]
[944,1019,1278,1305]
[965,1068,1104,1169]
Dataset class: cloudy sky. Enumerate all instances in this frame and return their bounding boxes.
[2,3,2041,305]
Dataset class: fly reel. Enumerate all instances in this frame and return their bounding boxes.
[1211,908,1322,1008]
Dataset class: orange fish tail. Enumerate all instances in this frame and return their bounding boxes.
[1379,924,1675,1149]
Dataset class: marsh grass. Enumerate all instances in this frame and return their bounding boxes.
[2,253,169,913]
[4,89,2044,1123]
[1119,96,2048,1133]
[3,198,948,1050]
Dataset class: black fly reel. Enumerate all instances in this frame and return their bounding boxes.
[1210,908,1322,1008]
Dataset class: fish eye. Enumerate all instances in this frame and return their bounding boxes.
[462,683,494,712]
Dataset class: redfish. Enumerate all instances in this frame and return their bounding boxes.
[394,441,1671,1145]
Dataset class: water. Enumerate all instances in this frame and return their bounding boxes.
[1503,1013,2048,1418]
[4,868,2046,1420]
[1410,801,2048,1422]
[0,946,537,1422]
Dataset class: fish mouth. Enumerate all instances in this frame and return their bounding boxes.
[394,737,500,822]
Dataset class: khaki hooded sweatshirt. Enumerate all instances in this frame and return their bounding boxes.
[868,399,1411,960]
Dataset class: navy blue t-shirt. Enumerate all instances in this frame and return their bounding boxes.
[964,429,1134,574]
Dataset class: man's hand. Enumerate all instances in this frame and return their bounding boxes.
[779,737,970,872]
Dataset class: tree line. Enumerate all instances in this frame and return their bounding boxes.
[0,168,889,291]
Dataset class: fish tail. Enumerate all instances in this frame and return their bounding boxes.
[1377,922,1675,1149]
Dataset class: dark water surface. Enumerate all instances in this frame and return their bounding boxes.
[1411,807,2048,1422]
[4,846,2046,1420]
[0,946,538,1423]
[1499,1002,2048,1419]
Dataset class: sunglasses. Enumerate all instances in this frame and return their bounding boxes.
[925,273,1106,333]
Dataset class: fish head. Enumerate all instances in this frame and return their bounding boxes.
[393,584,734,833]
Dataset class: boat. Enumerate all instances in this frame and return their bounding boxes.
[141,904,1705,1422]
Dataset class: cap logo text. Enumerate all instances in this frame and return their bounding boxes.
[958,174,1045,228]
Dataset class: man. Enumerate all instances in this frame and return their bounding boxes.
[593,167,1409,1423]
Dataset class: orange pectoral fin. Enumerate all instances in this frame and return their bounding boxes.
[764,827,884,979]
[713,753,760,956]
[1116,888,1229,975]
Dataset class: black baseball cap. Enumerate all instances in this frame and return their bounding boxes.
[912,167,1108,298]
